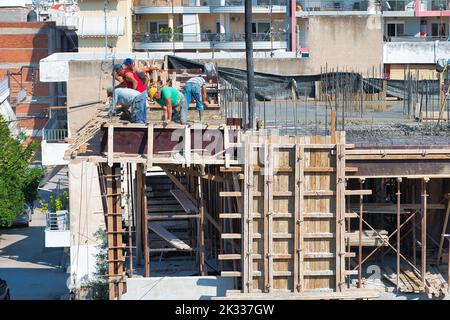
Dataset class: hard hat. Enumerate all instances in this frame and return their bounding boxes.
[123,58,134,66]
[149,87,158,99]
[113,64,123,72]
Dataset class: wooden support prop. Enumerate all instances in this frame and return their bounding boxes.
[421,178,429,286]
[184,125,191,167]
[437,195,450,266]
[396,178,402,293]
[107,124,114,167]
[147,124,153,168]
[163,168,220,231]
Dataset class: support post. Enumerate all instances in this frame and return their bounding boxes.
[358,178,364,288]
[245,0,256,130]
[396,178,402,293]
[197,174,206,276]
[421,178,429,286]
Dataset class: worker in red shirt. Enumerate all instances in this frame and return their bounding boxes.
[113,63,147,93]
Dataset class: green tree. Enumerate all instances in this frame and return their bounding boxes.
[86,229,109,300]
[0,116,42,227]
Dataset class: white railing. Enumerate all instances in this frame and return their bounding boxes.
[0,77,9,103]
[46,210,69,231]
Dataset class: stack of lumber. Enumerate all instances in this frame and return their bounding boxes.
[345,230,389,247]
[381,266,425,293]
[382,265,449,297]
[425,265,449,298]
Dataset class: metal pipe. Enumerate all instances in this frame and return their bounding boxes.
[421,178,429,286]
[244,0,256,130]
[396,178,402,293]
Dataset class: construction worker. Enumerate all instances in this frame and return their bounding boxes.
[183,76,209,121]
[113,63,147,93]
[149,86,186,125]
[107,87,147,124]
[123,58,160,88]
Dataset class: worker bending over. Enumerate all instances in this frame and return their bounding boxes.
[123,58,160,88]
[113,64,147,93]
[149,86,186,125]
[184,76,209,121]
[107,87,148,124]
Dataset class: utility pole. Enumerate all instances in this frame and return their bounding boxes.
[245,0,256,130]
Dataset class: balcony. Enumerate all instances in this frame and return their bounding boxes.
[296,0,370,15]
[45,210,70,248]
[421,0,450,11]
[42,109,70,166]
[134,0,287,13]
[133,32,288,50]
[385,35,450,42]
[384,40,450,64]
[382,0,415,16]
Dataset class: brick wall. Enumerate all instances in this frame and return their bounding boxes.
[0,22,57,137]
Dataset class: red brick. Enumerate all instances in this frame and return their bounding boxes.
[0,22,55,29]
[0,49,49,63]
[16,117,48,132]
[0,34,48,49]
[15,104,49,114]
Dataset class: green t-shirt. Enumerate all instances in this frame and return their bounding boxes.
[156,86,182,107]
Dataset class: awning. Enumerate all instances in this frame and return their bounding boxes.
[77,16,125,38]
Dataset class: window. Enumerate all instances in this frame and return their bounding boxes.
[145,21,169,34]
[387,23,404,37]
[216,20,221,34]
[432,23,447,37]
[252,21,271,34]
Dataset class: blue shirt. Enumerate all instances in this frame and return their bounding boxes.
[113,88,141,107]
[186,77,206,87]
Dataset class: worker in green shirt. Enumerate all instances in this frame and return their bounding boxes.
[149,86,187,125]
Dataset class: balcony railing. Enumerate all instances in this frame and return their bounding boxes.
[135,0,286,6]
[296,0,369,11]
[43,109,68,142]
[385,35,450,42]
[46,210,69,231]
[133,32,287,43]
[422,0,450,11]
[382,0,414,11]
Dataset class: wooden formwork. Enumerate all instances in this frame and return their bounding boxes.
[219,132,353,296]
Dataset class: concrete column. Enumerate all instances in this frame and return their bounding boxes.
[168,14,174,30]
[219,14,226,34]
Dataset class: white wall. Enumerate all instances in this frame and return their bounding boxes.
[384,41,450,64]
[41,141,70,166]
[121,276,234,300]
[68,161,105,288]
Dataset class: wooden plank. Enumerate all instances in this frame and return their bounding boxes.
[303,212,335,218]
[107,124,113,167]
[184,125,191,167]
[304,190,336,196]
[294,141,300,292]
[218,254,242,260]
[304,270,335,276]
[221,233,242,239]
[246,143,254,293]
[219,213,242,219]
[148,222,191,251]
[171,189,198,213]
[304,233,336,239]
[298,140,305,293]
[147,123,153,168]
[345,190,372,196]
[267,142,274,293]
[219,191,242,197]
[224,125,230,168]
[437,197,450,265]
[263,143,270,293]
[221,271,242,277]
[304,252,336,259]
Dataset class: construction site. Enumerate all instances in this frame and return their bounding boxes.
[42,52,450,301]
